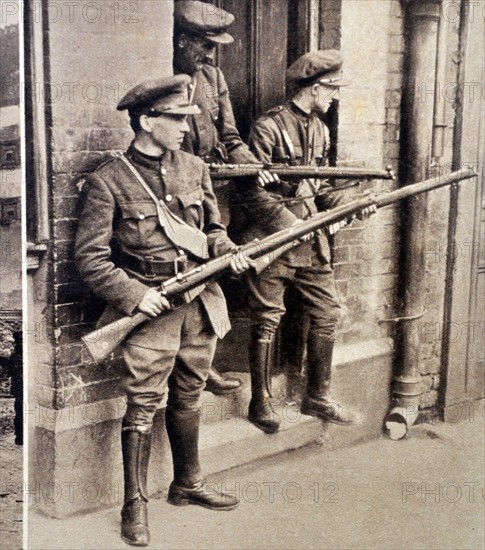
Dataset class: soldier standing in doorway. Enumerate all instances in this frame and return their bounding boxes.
[75,76,250,546]
[173,0,278,395]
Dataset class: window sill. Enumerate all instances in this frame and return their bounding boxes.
[26,242,48,272]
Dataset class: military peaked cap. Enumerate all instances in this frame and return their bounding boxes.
[287,50,348,87]
[117,74,200,115]
[174,1,234,44]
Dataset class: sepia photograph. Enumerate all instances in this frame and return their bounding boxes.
[0,4,22,549]
[0,0,483,548]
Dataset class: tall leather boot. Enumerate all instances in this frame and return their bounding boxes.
[247,330,280,434]
[204,367,242,395]
[300,334,357,425]
[120,426,151,547]
[166,408,239,510]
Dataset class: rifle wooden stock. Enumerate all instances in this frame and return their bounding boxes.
[82,169,476,364]
[208,163,395,180]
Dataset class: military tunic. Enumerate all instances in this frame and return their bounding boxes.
[241,102,344,340]
[180,64,257,164]
[75,145,235,426]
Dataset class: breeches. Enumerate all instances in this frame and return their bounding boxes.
[247,254,341,341]
[122,298,217,428]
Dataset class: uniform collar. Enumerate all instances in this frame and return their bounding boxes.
[290,99,311,118]
[126,143,170,170]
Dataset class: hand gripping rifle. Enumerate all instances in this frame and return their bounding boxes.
[82,169,476,364]
[208,163,395,181]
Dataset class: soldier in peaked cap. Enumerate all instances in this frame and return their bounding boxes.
[233,50,375,434]
[76,75,250,547]
[173,0,278,395]
[173,0,253,165]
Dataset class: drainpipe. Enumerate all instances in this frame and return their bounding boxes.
[385,0,443,439]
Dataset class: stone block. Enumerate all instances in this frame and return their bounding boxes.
[52,241,75,264]
[389,33,404,54]
[419,390,439,410]
[333,245,350,263]
[52,219,77,243]
[52,173,82,199]
[29,338,394,517]
[56,344,83,368]
[53,196,79,220]
[53,260,80,287]
[387,52,404,74]
[54,281,88,305]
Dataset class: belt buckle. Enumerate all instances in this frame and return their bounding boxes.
[144,256,156,279]
[174,256,186,275]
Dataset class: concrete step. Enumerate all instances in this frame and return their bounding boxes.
[197,336,395,476]
[198,372,286,425]
[199,373,324,475]
[31,339,394,517]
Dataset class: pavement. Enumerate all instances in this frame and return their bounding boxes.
[28,400,484,550]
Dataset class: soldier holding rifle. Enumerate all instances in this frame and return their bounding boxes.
[75,76,250,547]
[237,50,377,433]
[173,0,279,395]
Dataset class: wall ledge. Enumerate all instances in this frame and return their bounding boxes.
[26,242,48,272]
[32,337,394,433]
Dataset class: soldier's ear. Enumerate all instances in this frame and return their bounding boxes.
[178,34,188,49]
[139,115,152,133]
[311,83,320,97]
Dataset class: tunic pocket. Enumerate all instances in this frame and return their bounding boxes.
[177,188,204,229]
[118,201,158,246]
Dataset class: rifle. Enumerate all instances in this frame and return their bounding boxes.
[208,163,395,181]
[82,169,476,364]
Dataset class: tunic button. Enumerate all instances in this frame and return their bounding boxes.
[165,194,173,202]
[161,168,167,176]
[178,249,185,256]
[138,213,145,220]
[195,200,202,206]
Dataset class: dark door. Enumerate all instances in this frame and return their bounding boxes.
[217,0,288,139]
[212,0,313,374]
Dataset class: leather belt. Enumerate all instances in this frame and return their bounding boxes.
[119,250,188,279]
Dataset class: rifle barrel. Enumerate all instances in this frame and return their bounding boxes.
[208,163,395,180]
[81,168,476,364]
[375,169,476,208]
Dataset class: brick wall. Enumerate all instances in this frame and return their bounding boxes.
[335,0,403,348]
[28,0,174,409]
[26,0,175,517]
[336,0,465,413]
[418,6,462,412]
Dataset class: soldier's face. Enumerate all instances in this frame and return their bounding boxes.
[144,114,190,151]
[312,84,339,115]
[177,35,217,74]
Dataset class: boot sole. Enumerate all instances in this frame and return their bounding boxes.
[300,407,354,426]
[205,385,242,396]
[247,415,280,434]
[121,534,150,547]
[167,496,239,511]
